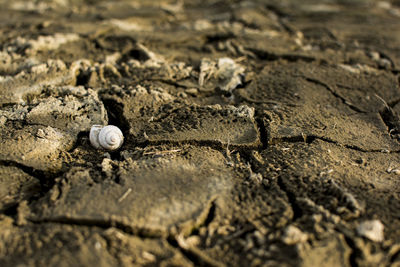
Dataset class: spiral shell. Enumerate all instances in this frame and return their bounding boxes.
[90,125,124,151]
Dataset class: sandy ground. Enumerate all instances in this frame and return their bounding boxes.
[1,0,400,266]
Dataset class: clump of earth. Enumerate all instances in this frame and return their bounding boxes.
[1,0,400,266]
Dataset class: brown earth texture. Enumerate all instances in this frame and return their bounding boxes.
[1,0,400,266]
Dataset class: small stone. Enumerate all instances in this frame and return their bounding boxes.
[101,158,113,175]
[185,88,198,96]
[185,236,201,247]
[369,51,380,61]
[0,115,7,125]
[391,169,400,175]
[36,128,46,138]
[357,220,384,242]
[282,225,308,245]
[253,230,266,245]
[177,92,187,98]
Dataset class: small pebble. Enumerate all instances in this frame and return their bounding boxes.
[357,220,384,242]
[282,225,308,245]
[185,88,198,96]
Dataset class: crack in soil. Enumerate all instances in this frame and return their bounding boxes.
[343,235,361,267]
[276,176,303,222]
[28,217,222,267]
[130,138,261,152]
[28,199,224,266]
[255,116,269,149]
[248,48,317,63]
[28,216,166,238]
[378,105,400,140]
[300,76,367,114]
[270,134,400,153]
[167,235,225,267]
[28,198,218,240]
[387,98,400,108]
[264,4,296,34]
[390,247,400,264]
[236,90,301,107]
[0,160,61,196]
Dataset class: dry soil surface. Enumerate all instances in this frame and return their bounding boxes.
[1,0,400,266]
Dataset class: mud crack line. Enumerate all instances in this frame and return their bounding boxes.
[28,216,166,238]
[28,200,224,267]
[271,134,400,153]
[300,76,366,113]
[276,176,303,221]
[376,95,400,139]
[0,160,62,196]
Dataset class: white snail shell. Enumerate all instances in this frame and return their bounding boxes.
[90,125,124,151]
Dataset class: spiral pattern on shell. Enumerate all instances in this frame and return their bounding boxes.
[89,125,124,151]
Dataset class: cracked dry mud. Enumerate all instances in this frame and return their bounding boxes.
[1,0,400,266]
